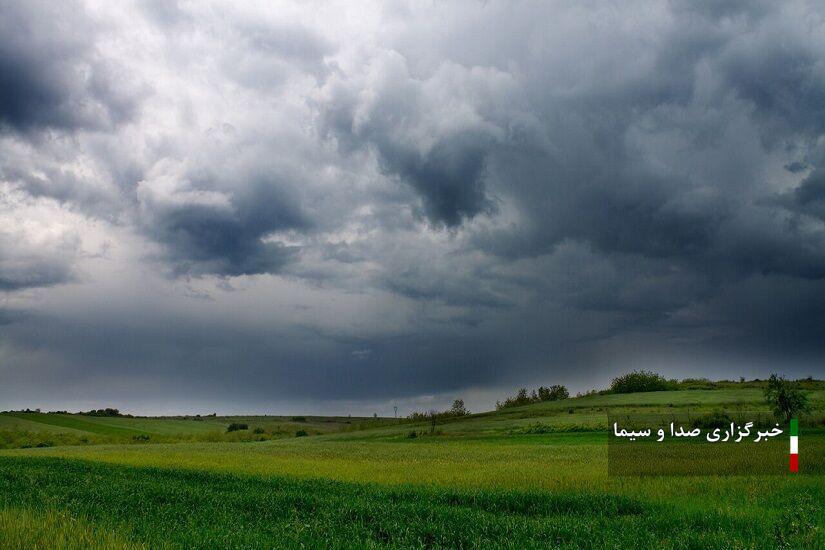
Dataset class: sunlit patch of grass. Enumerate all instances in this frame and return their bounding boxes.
[0,507,143,549]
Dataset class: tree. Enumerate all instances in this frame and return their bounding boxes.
[547,384,569,401]
[764,374,810,423]
[428,410,439,433]
[450,399,468,416]
[535,385,568,401]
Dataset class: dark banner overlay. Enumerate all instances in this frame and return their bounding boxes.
[608,412,823,476]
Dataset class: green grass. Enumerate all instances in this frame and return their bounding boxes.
[0,386,823,547]
[0,412,385,449]
[0,414,90,434]
[0,507,140,549]
[3,413,161,437]
[0,457,819,549]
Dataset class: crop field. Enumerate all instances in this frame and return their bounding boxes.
[0,387,823,548]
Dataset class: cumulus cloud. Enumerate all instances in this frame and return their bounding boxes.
[136,158,308,276]
[0,185,81,290]
[319,51,516,226]
[0,0,138,132]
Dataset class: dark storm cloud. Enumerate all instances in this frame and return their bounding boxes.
[376,131,495,227]
[0,257,74,290]
[453,1,825,294]
[790,170,825,219]
[722,42,825,140]
[0,0,136,133]
[320,55,504,226]
[0,309,510,407]
[138,174,310,277]
[2,1,825,413]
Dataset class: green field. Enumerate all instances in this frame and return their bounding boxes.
[0,387,823,548]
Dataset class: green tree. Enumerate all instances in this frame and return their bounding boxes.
[547,384,569,400]
[764,374,810,423]
[450,399,468,416]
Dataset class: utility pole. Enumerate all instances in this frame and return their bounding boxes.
[394,405,398,418]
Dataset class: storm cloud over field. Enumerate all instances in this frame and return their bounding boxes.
[1,0,824,414]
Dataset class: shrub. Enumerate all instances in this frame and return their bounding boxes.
[227,423,248,432]
[609,370,677,394]
[408,399,471,422]
[292,416,306,422]
[252,427,265,434]
[80,408,124,417]
[407,430,417,439]
[295,429,308,437]
[131,434,150,442]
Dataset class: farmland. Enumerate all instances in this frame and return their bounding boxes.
[0,386,823,548]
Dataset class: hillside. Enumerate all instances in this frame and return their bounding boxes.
[2,383,823,448]
[0,412,391,448]
[1,384,823,547]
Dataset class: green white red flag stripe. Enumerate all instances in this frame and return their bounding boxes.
[790,418,798,473]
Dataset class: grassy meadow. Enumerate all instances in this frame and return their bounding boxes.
[0,384,823,547]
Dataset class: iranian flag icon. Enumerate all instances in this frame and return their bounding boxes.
[790,418,798,473]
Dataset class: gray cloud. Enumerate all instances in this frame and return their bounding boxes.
[0,0,137,133]
[0,257,73,291]
[1,1,824,413]
[137,170,309,277]
[0,188,81,291]
[320,54,509,226]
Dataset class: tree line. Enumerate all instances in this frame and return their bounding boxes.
[495,385,570,410]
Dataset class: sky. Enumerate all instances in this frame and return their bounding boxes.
[1,0,825,416]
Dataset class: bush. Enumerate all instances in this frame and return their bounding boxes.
[252,427,265,434]
[131,434,150,442]
[227,423,248,432]
[408,399,471,422]
[407,430,417,439]
[295,430,308,437]
[80,408,124,417]
[609,370,677,394]
[292,416,306,422]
